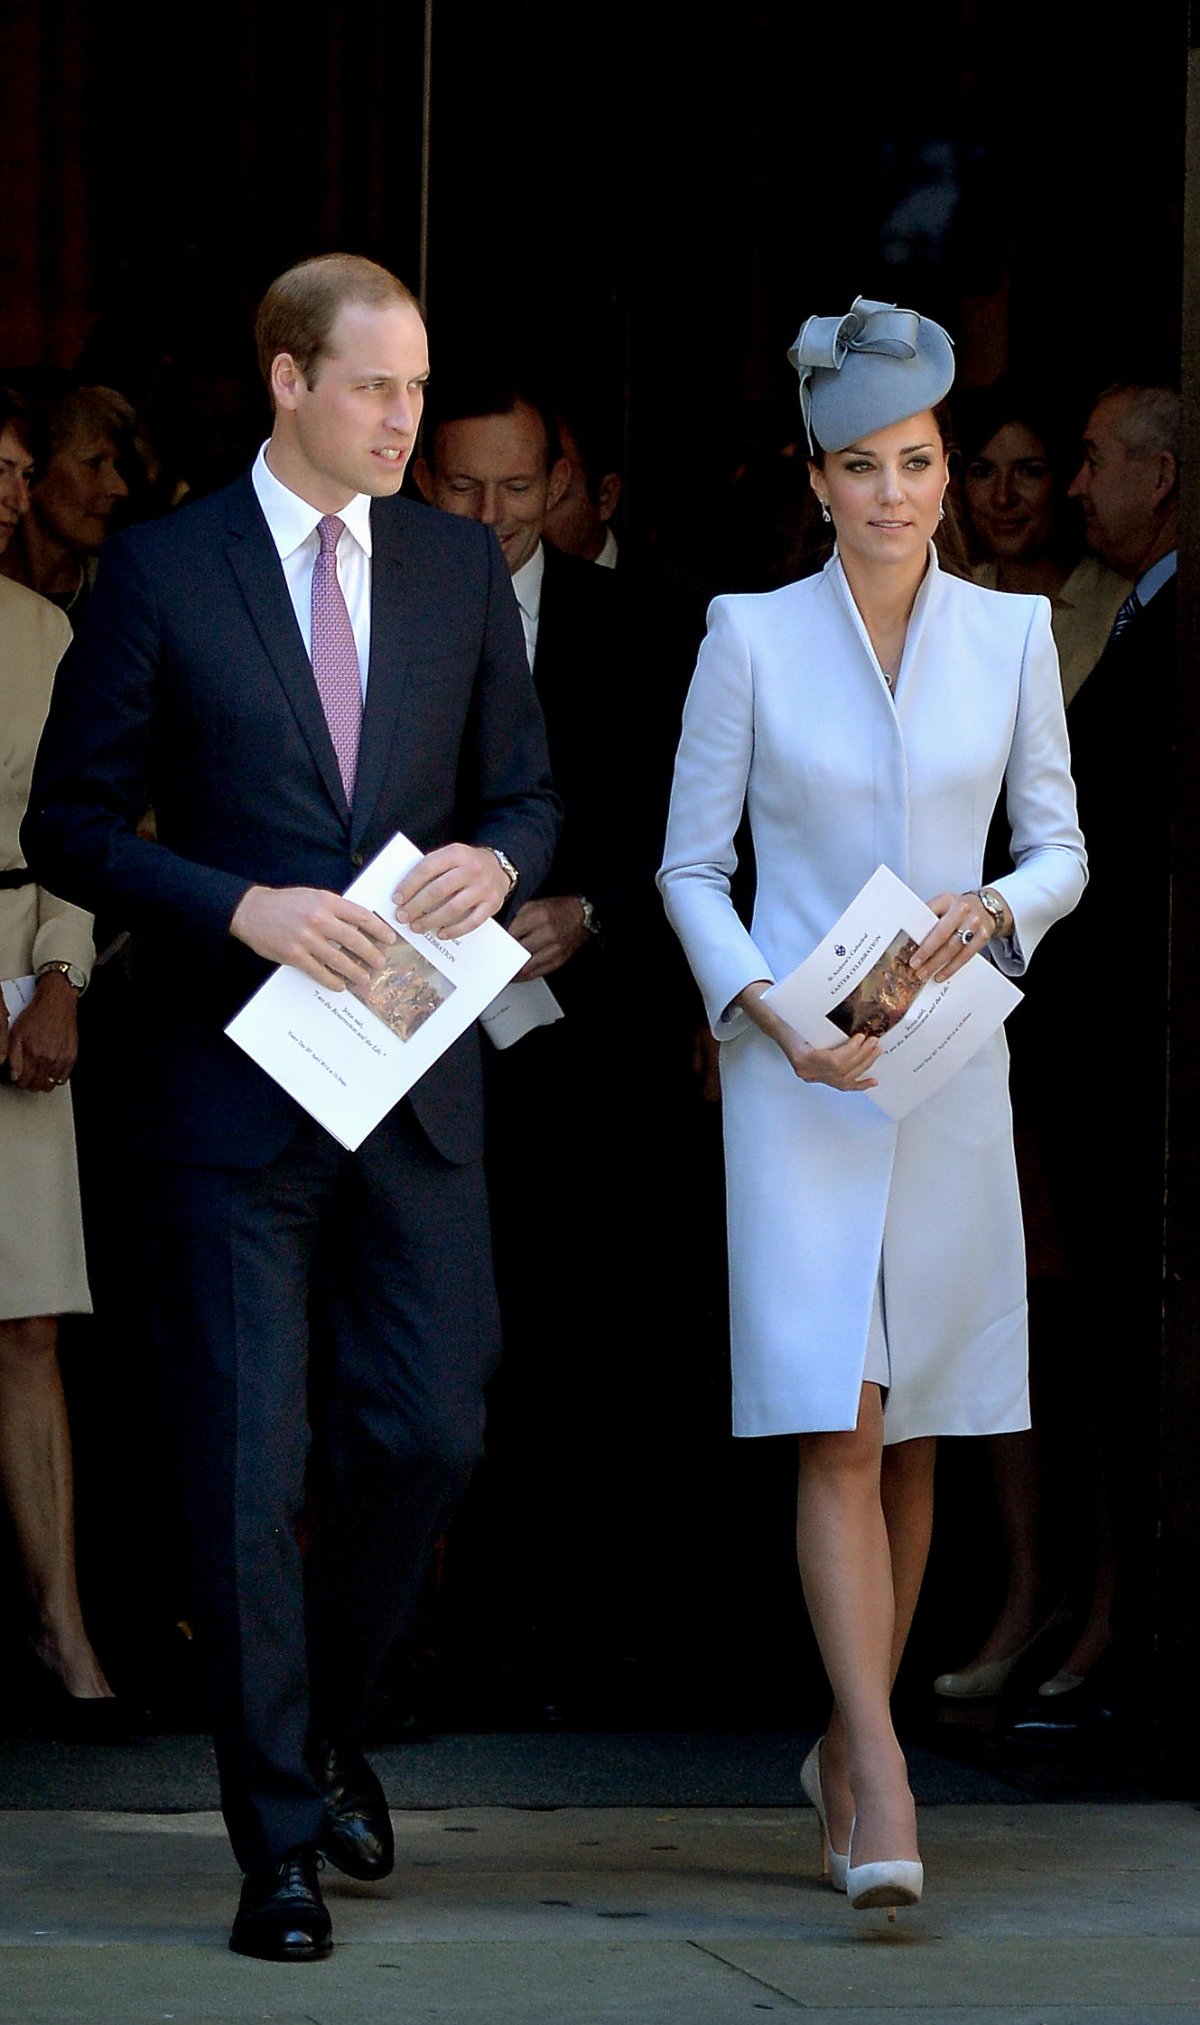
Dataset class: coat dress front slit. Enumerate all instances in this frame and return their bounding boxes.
[658,548,1087,1444]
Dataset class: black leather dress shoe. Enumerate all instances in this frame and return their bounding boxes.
[315,1741,395,1881]
[230,1846,332,1961]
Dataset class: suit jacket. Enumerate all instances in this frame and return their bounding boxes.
[1016,571,1175,1162]
[528,543,666,1025]
[1064,572,1176,925]
[23,474,559,1167]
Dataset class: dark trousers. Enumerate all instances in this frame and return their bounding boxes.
[152,1105,499,1870]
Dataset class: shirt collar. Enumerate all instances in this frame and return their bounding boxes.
[1136,548,1176,606]
[251,443,374,561]
[511,541,545,619]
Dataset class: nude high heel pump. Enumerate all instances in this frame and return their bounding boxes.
[934,1600,1072,1700]
[799,1741,848,1893]
[846,1824,923,1919]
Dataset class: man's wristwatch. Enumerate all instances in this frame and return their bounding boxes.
[490,848,519,894]
[977,888,1008,937]
[36,959,87,993]
[579,896,602,937]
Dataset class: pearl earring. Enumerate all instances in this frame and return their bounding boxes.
[938,504,945,522]
[820,502,831,525]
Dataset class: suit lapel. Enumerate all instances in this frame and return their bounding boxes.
[223,477,349,823]
[350,503,415,849]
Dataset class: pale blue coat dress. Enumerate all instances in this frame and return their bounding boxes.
[658,547,1087,1443]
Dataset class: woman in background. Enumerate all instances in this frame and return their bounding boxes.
[0,387,113,1725]
[958,381,1128,702]
[0,383,135,627]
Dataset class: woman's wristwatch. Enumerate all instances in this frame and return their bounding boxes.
[976,888,1008,938]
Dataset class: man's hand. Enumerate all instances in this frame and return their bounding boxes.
[393,844,510,940]
[230,886,396,990]
[510,895,590,980]
[7,970,80,1092]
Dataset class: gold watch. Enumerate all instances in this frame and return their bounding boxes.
[977,888,1007,937]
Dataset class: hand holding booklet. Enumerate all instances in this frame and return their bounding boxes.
[764,864,1021,1120]
[226,832,529,1150]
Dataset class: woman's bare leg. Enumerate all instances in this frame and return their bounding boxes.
[0,1315,113,1698]
[879,1432,938,1663]
[794,1385,922,1867]
[817,1423,935,1855]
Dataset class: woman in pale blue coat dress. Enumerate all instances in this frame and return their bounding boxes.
[659,302,1086,1914]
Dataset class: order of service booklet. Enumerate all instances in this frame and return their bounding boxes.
[226,832,530,1151]
[763,864,1022,1121]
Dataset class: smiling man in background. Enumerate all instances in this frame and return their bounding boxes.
[414,379,690,1712]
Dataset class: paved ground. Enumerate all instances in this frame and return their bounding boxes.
[3,1799,1198,2022]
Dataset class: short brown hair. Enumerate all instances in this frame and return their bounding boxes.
[255,254,421,394]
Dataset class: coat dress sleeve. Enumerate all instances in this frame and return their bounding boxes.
[981,595,1088,976]
[656,596,772,1041]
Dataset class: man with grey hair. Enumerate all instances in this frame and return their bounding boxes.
[1003,381,1178,1744]
[1063,379,1178,880]
[1068,381,1178,609]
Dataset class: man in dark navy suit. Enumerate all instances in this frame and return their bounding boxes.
[24,255,558,1959]
[1004,384,1178,1745]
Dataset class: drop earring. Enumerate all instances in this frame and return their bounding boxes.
[938,502,946,522]
[820,502,831,525]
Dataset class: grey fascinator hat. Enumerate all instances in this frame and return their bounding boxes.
[789,296,955,453]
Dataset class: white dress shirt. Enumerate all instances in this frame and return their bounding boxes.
[595,528,619,570]
[251,445,373,699]
[510,544,545,669]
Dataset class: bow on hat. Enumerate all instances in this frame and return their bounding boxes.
[789,296,922,450]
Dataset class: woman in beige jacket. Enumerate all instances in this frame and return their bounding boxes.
[0,390,112,1715]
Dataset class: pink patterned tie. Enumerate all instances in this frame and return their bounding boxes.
[311,514,363,802]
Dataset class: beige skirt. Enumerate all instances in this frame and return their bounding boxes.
[0,1080,91,1319]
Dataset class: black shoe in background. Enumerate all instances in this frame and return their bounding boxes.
[314,1740,396,1881]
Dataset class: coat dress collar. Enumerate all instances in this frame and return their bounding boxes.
[825,540,942,717]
